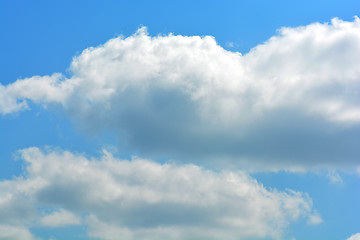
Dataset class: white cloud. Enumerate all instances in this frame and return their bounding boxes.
[306,211,323,225]
[326,170,343,184]
[1,18,360,170]
[39,209,81,227]
[0,147,319,240]
[347,233,360,240]
[0,224,36,240]
[0,73,70,114]
[0,179,38,225]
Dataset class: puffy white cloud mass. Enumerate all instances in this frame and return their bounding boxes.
[39,209,81,227]
[0,225,36,240]
[1,17,360,169]
[0,147,319,240]
[348,233,360,240]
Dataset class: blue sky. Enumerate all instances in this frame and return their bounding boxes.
[0,1,360,240]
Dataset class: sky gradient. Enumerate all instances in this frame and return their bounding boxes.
[1,1,360,240]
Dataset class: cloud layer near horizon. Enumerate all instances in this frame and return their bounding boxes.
[1,17,360,170]
[0,147,318,240]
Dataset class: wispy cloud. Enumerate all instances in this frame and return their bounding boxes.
[326,170,343,184]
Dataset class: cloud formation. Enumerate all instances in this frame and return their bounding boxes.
[0,225,36,240]
[39,209,81,227]
[0,147,319,240]
[1,17,360,170]
[348,233,360,240]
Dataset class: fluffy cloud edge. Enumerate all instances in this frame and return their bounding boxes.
[39,209,81,227]
[1,17,360,122]
[347,233,360,240]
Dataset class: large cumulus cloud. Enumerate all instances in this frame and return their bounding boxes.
[1,17,360,170]
[0,147,318,240]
